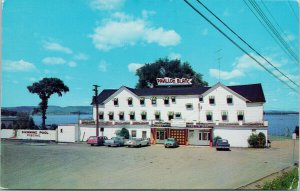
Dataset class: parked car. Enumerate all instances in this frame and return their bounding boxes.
[86,136,108,146]
[124,138,150,147]
[104,137,125,147]
[216,139,230,151]
[164,138,179,148]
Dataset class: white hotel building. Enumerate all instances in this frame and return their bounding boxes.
[91,82,268,147]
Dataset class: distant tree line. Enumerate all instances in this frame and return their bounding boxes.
[1,111,37,129]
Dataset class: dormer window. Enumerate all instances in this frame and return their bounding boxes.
[129,111,135,120]
[199,96,203,102]
[171,96,176,103]
[151,97,157,105]
[237,111,244,121]
[186,103,193,109]
[227,95,233,104]
[168,111,174,120]
[119,111,124,121]
[128,97,133,106]
[155,111,160,120]
[206,111,213,121]
[140,97,145,105]
[209,96,215,104]
[113,98,118,106]
[221,111,228,121]
[164,97,169,105]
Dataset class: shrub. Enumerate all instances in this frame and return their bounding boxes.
[248,133,259,148]
[258,132,266,147]
[262,168,299,190]
[118,127,129,139]
[248,133,266,148]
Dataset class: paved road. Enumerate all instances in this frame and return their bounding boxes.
[1,139,298,189]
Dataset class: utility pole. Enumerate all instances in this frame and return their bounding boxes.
[93,85,100,137]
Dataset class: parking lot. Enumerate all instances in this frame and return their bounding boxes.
[1,139,298,189]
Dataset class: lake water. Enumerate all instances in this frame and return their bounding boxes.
[33,114,299,136]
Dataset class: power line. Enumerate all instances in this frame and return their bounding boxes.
[247,0,298,62]
[287,0,299,22]
[189,0,298,90]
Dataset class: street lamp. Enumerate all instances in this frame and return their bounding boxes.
[93,85,100,137]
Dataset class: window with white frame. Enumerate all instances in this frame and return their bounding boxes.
[237,111,244,121]
[186,103,193,109]
[141,111,147,120]
[108,112,114,120]
[206,111,213,121]
[168,111,174,120]
[131,130,136,138]
[175,112,181,118]
[151,97,157,105]
[227,95,233,104]
[221,111,228,121]
[99,112,104,120]
[209,96,215,104]
[199,96,203,102]
[164,97,169,105]
[171,96,176,103]
[127,97,133,106]
[155,111,160,120]
[140,97,145,105]
[119,112,124,121]
[129,111,135,120]
[113,98,118,106]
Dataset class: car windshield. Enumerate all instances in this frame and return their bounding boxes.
[167,138,175,141]
[89,136,97,139]
[111,137,118,140]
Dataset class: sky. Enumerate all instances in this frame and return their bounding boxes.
[2,0,299,111]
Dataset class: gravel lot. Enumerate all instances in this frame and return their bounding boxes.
[1,139,298,189]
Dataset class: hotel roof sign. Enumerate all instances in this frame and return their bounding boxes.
[156,77,192,86]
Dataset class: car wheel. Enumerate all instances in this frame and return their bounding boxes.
[91,144,94,146]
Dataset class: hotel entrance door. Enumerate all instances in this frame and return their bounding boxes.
[156,129,165,144]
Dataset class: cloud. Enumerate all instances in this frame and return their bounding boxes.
[128,63,144,73]
[90,13,181,51]
[42,57,66,65]
[25,77,38,82]
[168,52,181,60]
[90,0,125,11]
[223,8,230,17]
[209,69,244,80]
[65,75,73,80]
[3,60,36,72]
[98,60,108,72]
[142,10,156,19]
[229,81,239,85]
[73,53,89,61]
[209,53,284,80]
[68,61,77,67]
[43,41,72,54]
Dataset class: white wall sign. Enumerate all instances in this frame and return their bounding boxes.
[156,77,192,86]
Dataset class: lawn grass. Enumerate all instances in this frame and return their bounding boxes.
[262,167,299,190]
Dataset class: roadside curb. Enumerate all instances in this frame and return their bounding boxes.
[236,166,295,189]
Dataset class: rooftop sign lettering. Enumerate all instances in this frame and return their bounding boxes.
[156,77,192,86]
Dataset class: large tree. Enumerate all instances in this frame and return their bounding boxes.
[27,77,69,129]
[136,58,208,88]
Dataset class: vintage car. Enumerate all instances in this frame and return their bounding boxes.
[164,138,179,148]
[86,136,108,146]
[216,139,230,151]
[124,138,150,147]
[104,137,125,147]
